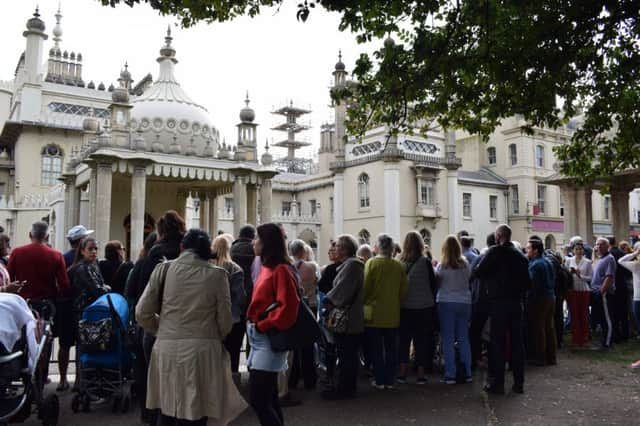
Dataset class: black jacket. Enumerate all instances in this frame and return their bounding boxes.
[230,238,255,303]
[474,242,532,303]
[69,262,108,311]
[131,239,182,307]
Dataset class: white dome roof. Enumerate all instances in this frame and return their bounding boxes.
[129,29,219,155]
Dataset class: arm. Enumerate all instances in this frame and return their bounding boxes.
[580,261,593,283]
[327,262,356,307]
[618,252,640,273]
[55,253,71,294]
[601,257,616,294]
[135,263,164,335]
[256,265,300,332]
[215,270,233,337]
[229,268,247,313]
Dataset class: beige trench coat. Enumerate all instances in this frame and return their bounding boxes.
[136,250,248,424]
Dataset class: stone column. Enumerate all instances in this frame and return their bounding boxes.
[176,191,187,222]
[611,186,631,243]
[260,179,272,225]
[95,162,113,246]
[130,164,147,261]
[383,161,401,241]
[247,185,258,226]
[199,194,210,233]
[208,193,218,235]
[560,185,577,242]
[333,173,344,235]
[575,187,594,244]
[63,175,80,244]
[88,166,98,231]
[233,176,247,237]
[446,168,459,234]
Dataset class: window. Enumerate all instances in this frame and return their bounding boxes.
[420,180,434,206]
[509,144,517,166]
[41,144,63,186]
[309,199,317,217]
[537,185,546,215]
[463,193,472,217]
[604,196,610,220]
[489,195,498,219]
[535,145,545,168]
[358,229,370,245]
[282,201,291,216]
[358,173,370,209]
[560,194,564,217]
[224,197,233,214]
[487,147,496,165]
[48,102,109,118]
[420,228,432,248]
[511,185,520,214]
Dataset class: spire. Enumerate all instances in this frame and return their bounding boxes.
[245,91,250,107]
[334,49,346,71]
[53,3,63,48]
[159,24,177,61]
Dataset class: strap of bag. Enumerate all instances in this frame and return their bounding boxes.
[157,260,172,314]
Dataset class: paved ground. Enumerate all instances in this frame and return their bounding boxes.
[17,341,640,426]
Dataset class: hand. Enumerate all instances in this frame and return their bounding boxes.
[4,281,24,293]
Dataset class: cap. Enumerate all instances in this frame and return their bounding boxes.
[67,225,94,241]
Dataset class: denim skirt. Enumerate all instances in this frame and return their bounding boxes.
[246,322,288,372]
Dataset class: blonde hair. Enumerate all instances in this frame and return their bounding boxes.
[400,231,424,262]
[212,234,232,267]
[440,234,467,269]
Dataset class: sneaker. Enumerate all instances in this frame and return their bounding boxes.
[396,376,407,384]
[441,377,456,385]
[465,376,473,384]
[631,360,640,369]
[384,385,396,390]
[416,377,427,385]
[370,380,384,390]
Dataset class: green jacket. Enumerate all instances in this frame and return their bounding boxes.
[363,256,408,328]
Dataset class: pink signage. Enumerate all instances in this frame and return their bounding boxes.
[532,219,564,233]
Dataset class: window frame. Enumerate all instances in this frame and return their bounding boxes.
[537,185,547,215]
[462,192,472,218]
[358,173,371,209]
[487,147,497,165]
[535,144,545,168]
[509,143,518,166]
[511,185,520,215]
[489,195,498,220]
[41,144,63,186]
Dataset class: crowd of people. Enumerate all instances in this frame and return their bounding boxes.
[1,216,640,425]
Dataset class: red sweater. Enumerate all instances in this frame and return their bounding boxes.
[7,243,70,300]
[247,263,300,333]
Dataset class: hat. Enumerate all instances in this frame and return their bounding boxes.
[67,225,93,241]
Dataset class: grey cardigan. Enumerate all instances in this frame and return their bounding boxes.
[326,256,365,334]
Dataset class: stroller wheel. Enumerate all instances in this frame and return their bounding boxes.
[121,395,130,413]
[81,393,91,413]
[71,394,80,413]
[41,394,59,426]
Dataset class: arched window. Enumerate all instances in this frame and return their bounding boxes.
[509,144,517,166]
[358,229,370,245]
[535,145,545,167]
[41,144,63,186]
[545,234,556,251]
[420,228,432,248]
[487,147,496,165]
[358,173,370,209]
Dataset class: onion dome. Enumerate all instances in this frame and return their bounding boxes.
[239,92,255,123]
[108,84,115,92]
[112,86,129,103]
[384,36,395,49]
[335,50,345,71]
[98,82,105,91]
[87,81,95,89]
[26,8,45,33]
[261,139,273,166]
[120,62,131,81]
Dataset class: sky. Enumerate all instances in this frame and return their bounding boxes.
[1,0,378,159]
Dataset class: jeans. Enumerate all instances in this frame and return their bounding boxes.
[398,307,435,369]
[437,302,472,379]
[334,333,361,394]
[488,301,525,389]
[249,369,284,426]
[366,328,398,386]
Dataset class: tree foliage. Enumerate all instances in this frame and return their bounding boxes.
[98,0,640,185]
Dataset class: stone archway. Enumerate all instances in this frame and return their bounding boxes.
[545,234,556,251]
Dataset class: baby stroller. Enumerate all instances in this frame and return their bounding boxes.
[0,297,59,426]
[72,293,132,414]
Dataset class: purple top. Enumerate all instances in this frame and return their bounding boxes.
[591,253,616,294]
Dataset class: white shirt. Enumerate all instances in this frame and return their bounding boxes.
[564,256,593,292]
[618,253,640,301]
[0,293,38,372]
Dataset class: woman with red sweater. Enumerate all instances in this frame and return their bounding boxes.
[246,223,300,426]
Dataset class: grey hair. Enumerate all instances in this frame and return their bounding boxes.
[596,237,609,247]
[336,234,359,258]
[289,239,307,257]
[31,221,49,240]
[376,233,394,257]
[356,243,373,260]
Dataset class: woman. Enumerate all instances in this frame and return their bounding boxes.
[397,231,437,385]
[322,234,364,400]
[98,240,125,290]
[125,232,158,308]
[212,234,247,381]
[436,235,472,384]
[69,237,109,312]
[564,242,593,347]
[618,242,640,338]
[246,223,300,426]
[136,229,246,426]
[363,233,408,389]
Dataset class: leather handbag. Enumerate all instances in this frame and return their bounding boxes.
[265,300,321,352]
[324,285,359,334]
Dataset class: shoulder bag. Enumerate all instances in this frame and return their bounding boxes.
[324,279,360,334]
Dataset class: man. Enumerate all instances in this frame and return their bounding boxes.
[609,237,631,342]
[475,224,531,395]
[57,225,93,391]
[461,235,479,265]
[0,234,11,266]
[525,238,557,366]
[591,237,616,349]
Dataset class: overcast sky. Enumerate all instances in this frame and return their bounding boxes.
[1,0,378,158]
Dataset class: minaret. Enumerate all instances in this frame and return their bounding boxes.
[20,7,48,122]
[331,50,347,159]
[236,92,258,162]
[109,63,133,136]
[271,100,311,165]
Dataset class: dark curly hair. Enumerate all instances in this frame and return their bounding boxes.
[181,229,213,260]
[157,210,186,243]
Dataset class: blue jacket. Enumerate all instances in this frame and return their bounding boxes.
[528,256,555,301]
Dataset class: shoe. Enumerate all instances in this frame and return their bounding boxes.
[396,376,407,384]
[416,377,427,385]
[56,382,69,392]
[465,376,473,384]
[441,377,456,385]
[512,384,524,394]
[631,360,640,369]
[483,384,505,395]
[370,380,384,390]
[384,385,395,390]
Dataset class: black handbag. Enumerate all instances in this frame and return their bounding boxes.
[266,300,321,352]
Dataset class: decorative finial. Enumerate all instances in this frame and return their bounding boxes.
[265,138,270,151]
[125,61,128,70]
[34,5,40,18]
[245,91,250,106]
[165,25,173,46]
[338,49,342,61]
